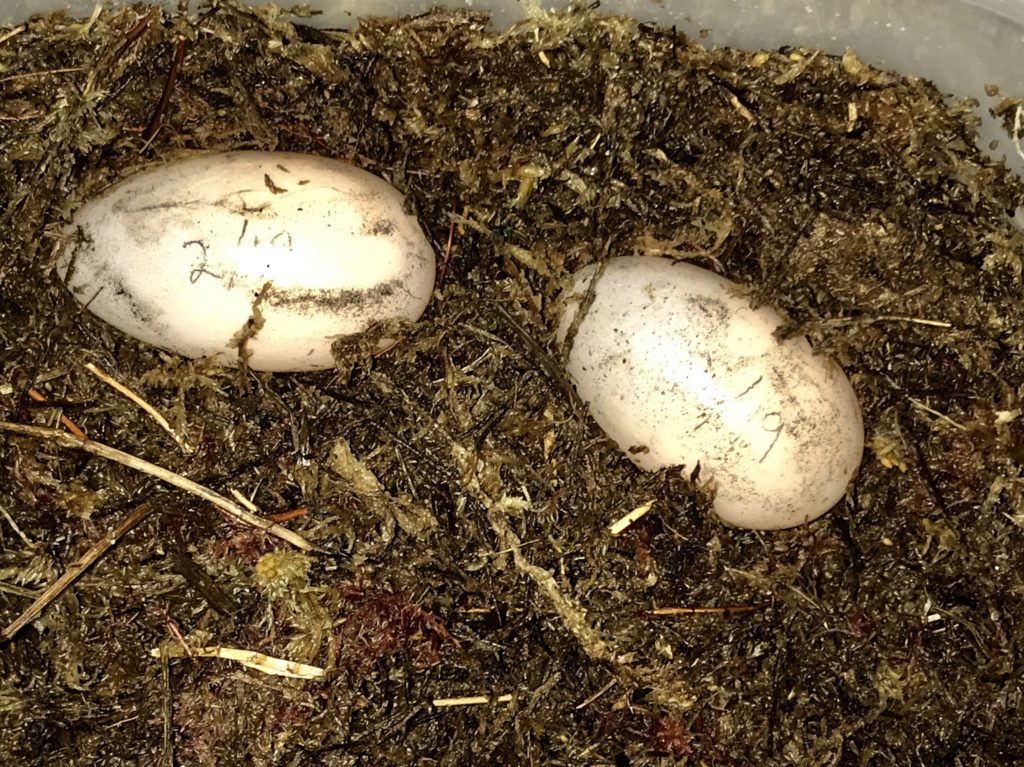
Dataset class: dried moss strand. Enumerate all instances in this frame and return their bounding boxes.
[485,502,618,665]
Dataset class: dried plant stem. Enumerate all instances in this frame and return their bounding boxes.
[160,651,174,767]
[271,507,308,523]
[84,362,193,453]
[0,421,318,553]
[112,6,159,62]
[575,678,617,710]
[1,503,156,641]
[650,604,764,616]
[0,504,34,547]
[0,581,40,599]
[150,645,325,679]
[142,35,187,144]
[907,398,967,432]
[432,694,513,707]
[229,487,260,512]
[1014,105,1024,163]
[822,314,953,329]
[0,67,81,83]
[27,387,87,439]
[436,200,458,289]
[873,315,952,328]
[0,25,26,46]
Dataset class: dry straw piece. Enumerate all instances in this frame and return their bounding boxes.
[150,645,326,680]
[0,421,318,552]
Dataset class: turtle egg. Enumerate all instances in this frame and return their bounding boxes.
[58,151,436,372]
[556,256,863,530]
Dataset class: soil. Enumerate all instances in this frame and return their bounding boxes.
[2,2,1024,765]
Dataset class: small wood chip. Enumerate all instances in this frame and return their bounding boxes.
[608,500,654,536]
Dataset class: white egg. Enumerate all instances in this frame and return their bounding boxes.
[556,256,863,530]
[58,151,436,371]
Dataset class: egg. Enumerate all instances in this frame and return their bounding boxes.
[556,256,863,530]
[58,151,436,371]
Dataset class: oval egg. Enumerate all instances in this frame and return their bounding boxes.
[58,151,436,371]
[556,256,864,530]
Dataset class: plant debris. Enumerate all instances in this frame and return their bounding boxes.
[2,2,1024,764]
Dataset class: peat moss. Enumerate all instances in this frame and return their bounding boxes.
[2,2,1024,765]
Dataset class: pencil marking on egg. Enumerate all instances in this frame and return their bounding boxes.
[57,151,436,371]
[557,256,864,530]
[759,412,784,463]
[269,231,292,248]
[184,240,220,284]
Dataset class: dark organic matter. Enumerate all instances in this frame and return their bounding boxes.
[2,2,1024,765]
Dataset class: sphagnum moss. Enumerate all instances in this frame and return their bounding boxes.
[1,3,1024,765]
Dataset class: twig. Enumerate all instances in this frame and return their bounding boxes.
[68,3,102,37]
[85,362,193,453]
[822,314,952,329]
[160,650,174,767]
[1,505,35,547]
[871,315,952,328]
[608,500,654,536]
[432,694,514,707]
[1,503,157,641]
[0,112,44,122]
[27,387,87,440]
[575,678,617,709]
[229,487,260,513]
[908,398,967,432]
[271,507,308,523]
[436,200,458,290]
[650,604,764,616]
[0,25,26,46]
[457,604,524,615]
[156,605,193,658]
[487,300,581,408]
[1014,105,1024,163]
[0,421,319,552]
[142,35,187,144]
[112,6,159,62]
[0,67,81,84]
[0,368,69,396]
[150,645,325,679]
[0,581,40,599]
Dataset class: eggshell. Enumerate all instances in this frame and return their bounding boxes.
[556,256,863,530]
[58,151,436,371]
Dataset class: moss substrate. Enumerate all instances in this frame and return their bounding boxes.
[2,2,1024,764]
